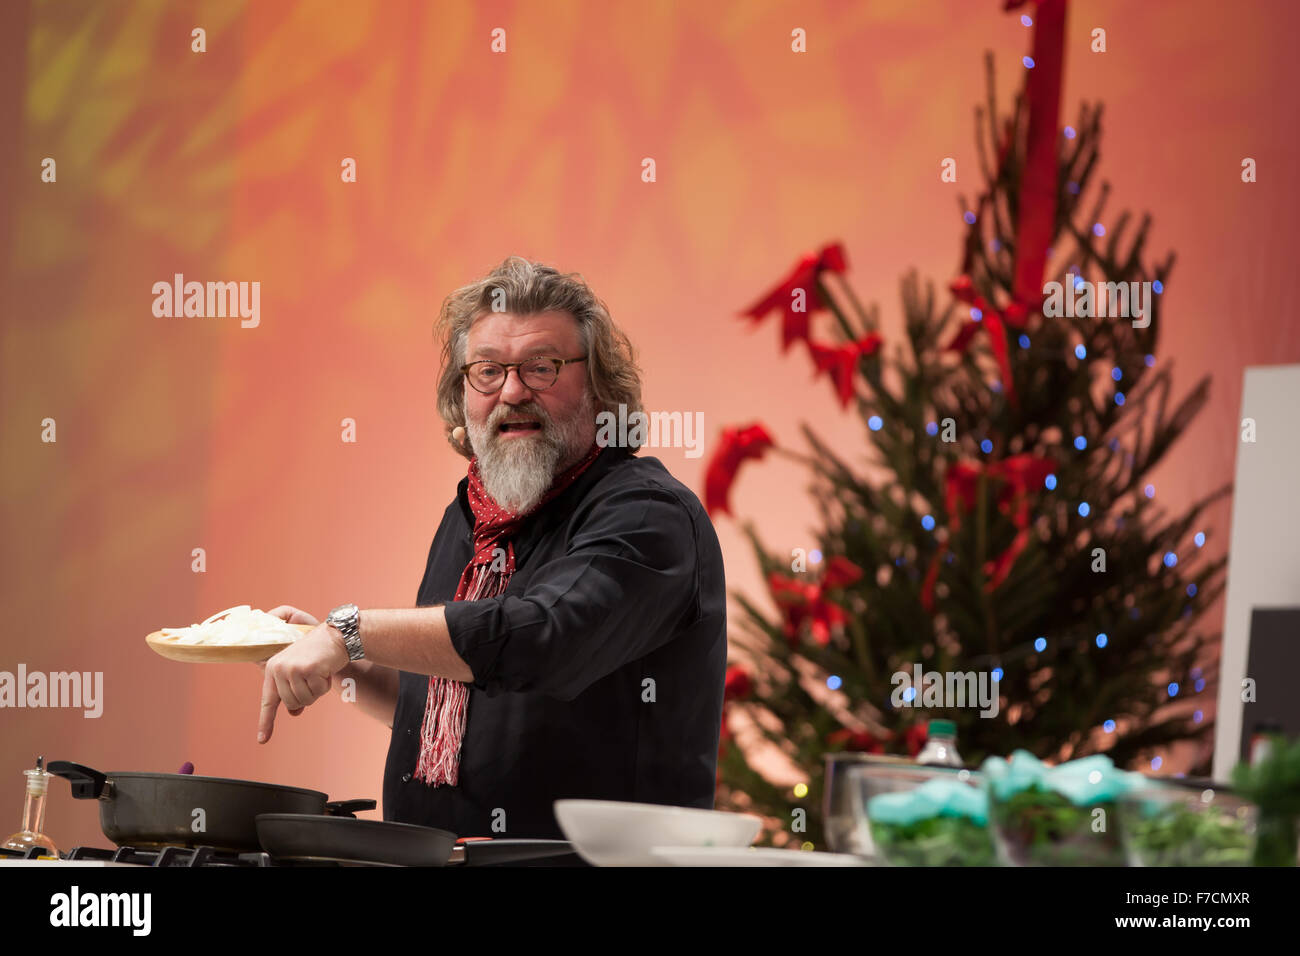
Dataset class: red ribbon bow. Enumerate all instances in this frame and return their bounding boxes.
[809,333,884,408]
[741,243,848,352]
[704,423,776,518]
[944,275,1029,405]
[768,556,864,647]
[920,453,1056,611]
[946,0,1066,404]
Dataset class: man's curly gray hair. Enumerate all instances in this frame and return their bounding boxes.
[434,256,645,459]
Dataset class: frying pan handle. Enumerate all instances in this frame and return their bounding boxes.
[46,761,108,799]
[324,799,376,818]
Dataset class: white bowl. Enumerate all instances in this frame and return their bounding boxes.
[649,846,869,867]
[553,799,762,866]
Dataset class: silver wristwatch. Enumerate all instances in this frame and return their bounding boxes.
[326,602,364,661]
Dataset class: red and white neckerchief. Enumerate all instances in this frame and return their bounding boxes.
[413,441,605,786]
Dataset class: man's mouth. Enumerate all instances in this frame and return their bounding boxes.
[498,420,543,434]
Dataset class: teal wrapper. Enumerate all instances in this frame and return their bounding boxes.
[980,749,1145,805]
[867,777,988,826]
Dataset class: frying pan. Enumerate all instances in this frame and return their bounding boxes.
[255,814,580,866]
[48,761,374,853]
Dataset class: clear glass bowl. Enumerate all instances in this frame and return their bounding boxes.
[986,781,1127,866]
[1117,784,1257,867]
[848,763,995,866]
[822,753,915,857]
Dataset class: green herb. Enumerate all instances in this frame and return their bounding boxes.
[1125,803,1252,866]
[870,814,995,866]
[990,784,1124,866]
[1232,733,1300,867]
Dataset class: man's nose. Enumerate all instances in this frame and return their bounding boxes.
[499,366,534,403]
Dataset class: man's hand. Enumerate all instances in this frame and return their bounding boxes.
[256,608,348,744]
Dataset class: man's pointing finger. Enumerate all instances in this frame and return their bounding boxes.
[258,666,280,743]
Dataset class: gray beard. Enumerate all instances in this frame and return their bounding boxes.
[465,390,594,514]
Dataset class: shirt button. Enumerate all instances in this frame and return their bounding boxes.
[407,728,413,736]
[401,773,412,783]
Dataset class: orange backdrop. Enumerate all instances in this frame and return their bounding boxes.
[2,0,1297,850]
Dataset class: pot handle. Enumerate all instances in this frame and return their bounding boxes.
[323,799,376,818]
[46,761,108,799]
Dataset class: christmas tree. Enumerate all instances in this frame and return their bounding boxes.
[707,3,1227,849]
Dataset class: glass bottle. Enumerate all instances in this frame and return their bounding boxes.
[916,719,963,767]
[2,756,59,856]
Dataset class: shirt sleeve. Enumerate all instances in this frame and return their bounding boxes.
[440,481,700,701]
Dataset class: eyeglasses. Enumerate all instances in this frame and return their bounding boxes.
[460,355,588,394]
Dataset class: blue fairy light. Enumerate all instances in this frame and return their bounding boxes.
[1103,720,1115,733]
[926,421,938,436]
[1194,710,1203,723]
[1191,667,1202,679]
[1095,633,1108,648]
[1021,14,1032,26]
[1111,367,1122,381]
[1044,473,1057,490]
[868,415,883,431]
[981,439,993,454]
[1018,334,1030,348]
[1067,181,1080,194]
[1075,344,1087,359]
[1144,484,1155,498]
[992,667,1004,681]
[1064,126,1076,139]
[1153,280,1163,294]
[1108,438,1120,451]
[827,675,842,690]
[921,514,936,531]
[894,557,903,566]
[810,549,823,563]
[1115,392,1125,406]
[1023,56,1035,69]
[1034,637,1047,652]
[1186,583,1197,597]
[903,686,916,702]
[963,211,977,225]
[1151,756,1163,771]
[971,307,983,321]
[1195,678,1206,693]
[1074,435,1087,450]
[1168,682,1179,697]
[1073,276,1085,292]
[1164,552,1178,568]
[1093,223,1105,237]
[1194,531,1205,547]
[1078,502,1091,517]
[990,238,1002,251]
[1144,354,1155,367]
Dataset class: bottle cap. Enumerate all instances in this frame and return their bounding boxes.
[928,719,956,737]
[24,756,50,796]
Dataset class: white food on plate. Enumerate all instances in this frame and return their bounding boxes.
[160,605,304,645]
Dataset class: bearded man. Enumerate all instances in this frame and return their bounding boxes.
[256,256,727,842]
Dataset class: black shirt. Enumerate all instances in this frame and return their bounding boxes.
[381,446,727,839]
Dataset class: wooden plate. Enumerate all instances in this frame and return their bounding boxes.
[145,624,315,663]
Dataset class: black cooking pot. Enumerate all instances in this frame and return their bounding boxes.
[48,761,375,853]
